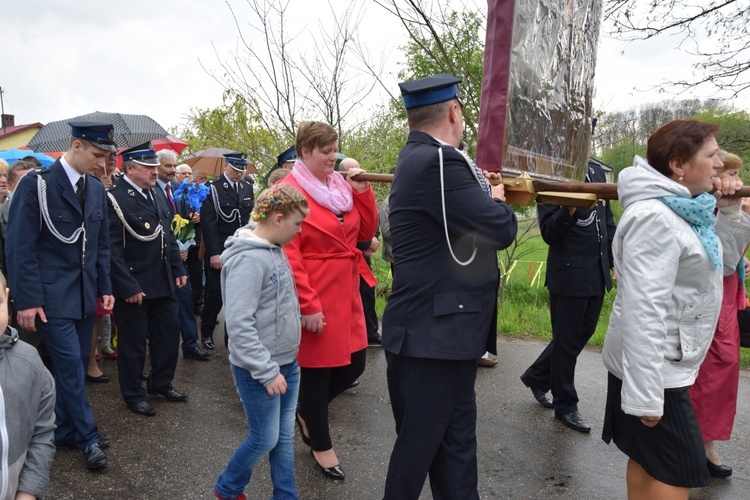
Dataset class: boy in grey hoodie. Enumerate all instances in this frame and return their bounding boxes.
[214,184,308,500]
[0,274,56,500]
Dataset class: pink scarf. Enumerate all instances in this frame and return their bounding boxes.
[291,160,353,215]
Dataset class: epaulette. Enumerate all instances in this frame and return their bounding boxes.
[36,167,51,175]
[107,185,118,193]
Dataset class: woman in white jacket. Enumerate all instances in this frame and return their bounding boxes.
[602,119,750,499]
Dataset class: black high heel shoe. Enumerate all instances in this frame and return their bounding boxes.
[310,448,345,480]
[707,459,732,478]
[295,413,311,447]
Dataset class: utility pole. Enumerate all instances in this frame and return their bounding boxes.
[0,86,5,132]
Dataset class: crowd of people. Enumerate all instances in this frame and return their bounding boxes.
[1,72,750,500]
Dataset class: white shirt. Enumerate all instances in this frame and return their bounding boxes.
[60,155,84,192]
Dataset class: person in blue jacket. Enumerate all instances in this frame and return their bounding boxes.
[381,73,518,499]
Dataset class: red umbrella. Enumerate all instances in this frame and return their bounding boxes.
[152,135,190,154]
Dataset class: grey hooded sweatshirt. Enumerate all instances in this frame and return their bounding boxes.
[221,225,301,386]
[0,327,56,500]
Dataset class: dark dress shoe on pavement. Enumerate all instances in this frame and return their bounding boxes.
[311,449,345,480]
[556,411,591,433]
[520,375,553,409]
[56,437,110,450]
[128,400,157,416]
[368,335,382,347]
[202,336,215,350]
[183,347,211,361]
[347,379,360,389]
[707,459,732,478]
[83,443,108,469]
[85,373,110,383]
[149,388,189,402]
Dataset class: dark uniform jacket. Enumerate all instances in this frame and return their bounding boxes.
[382,131,518,360]
[200,175,254,258]
[538,161,616,297]
[6,161,111,319]
[107,176,185,300]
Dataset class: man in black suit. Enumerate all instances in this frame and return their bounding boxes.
[175,163,205,314]
[381,73,518,499]
[6,122,115,469]
[199,153,254,350]
[520,160,616,432]
[107,143,188,417]
[155,150,210,361]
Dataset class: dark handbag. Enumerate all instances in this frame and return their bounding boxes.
[738,308,750,348]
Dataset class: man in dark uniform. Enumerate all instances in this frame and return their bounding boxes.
[199,152,254,350]
[155,150,210,361]
[6,122,115,469]
[107,143,188,417]
[381,74,518,499]
[520,160,616,432]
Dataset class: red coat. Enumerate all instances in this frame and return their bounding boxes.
[689,270,745,441]
[282,175,378,368]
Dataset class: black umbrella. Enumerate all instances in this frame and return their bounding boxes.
[27,111,169,152]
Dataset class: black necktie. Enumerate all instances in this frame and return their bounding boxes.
[75,177,85,208]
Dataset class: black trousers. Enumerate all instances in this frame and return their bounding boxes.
[384,352,480,500]
[200,263,222,339]
[114,294,180,405]
[522,293,604,414]
[298,348,366,451]
[186,244,203,312]
[360,256,379,339]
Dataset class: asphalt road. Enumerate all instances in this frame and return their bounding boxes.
[45,335,750,499]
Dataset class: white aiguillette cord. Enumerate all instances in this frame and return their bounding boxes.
[439,146,477,266]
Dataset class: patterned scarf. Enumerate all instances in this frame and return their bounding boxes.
[659,192,721,269]
[291,159,353,215]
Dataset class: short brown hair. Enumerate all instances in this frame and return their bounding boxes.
[647,119,720,176]
[406,100,453,130]
[295,122,337,158]
[252,184,308,222]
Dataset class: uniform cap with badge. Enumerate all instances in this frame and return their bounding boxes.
[68,121,117,152]
[224,152,249,172]
[398,73,463,110]
[121,142,160,167]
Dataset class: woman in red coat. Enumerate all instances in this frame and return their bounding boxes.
[689,150,748,478]
[282,121,378,481]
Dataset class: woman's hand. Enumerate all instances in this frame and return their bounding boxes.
[345,166,370,193]
[713,176,743,208]
[302,311,325,335]
[639,416,661,427]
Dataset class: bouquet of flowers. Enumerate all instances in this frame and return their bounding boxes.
[170,179,210,252]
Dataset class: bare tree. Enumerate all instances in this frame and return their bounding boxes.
[604,0,750,99]
[200,0,380,153]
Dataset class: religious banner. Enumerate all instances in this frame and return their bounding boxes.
[477,0,603,182]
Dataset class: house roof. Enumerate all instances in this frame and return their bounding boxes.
[0,122,43,139]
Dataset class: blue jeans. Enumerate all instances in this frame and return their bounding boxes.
[215,360,300,499]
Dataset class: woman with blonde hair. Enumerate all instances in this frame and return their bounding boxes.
[688,149,748,478]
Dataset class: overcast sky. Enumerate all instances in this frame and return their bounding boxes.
[2,0,745,134]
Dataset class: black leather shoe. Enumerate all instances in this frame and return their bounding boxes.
[202,336,215,350]
[520,375,553,409]
[85,373,110,383]
[183,347,211,361]
[311,449,345,480]
[347,379,360,389]
[556,411,591,433]
[56,437,110,450]
[83,443,108,469]
[128,400,157,416]
[707,459,732,478]
[149,388,188,402]
[368,335,382,347]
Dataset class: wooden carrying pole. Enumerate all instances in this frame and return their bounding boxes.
[351,172,750,208]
